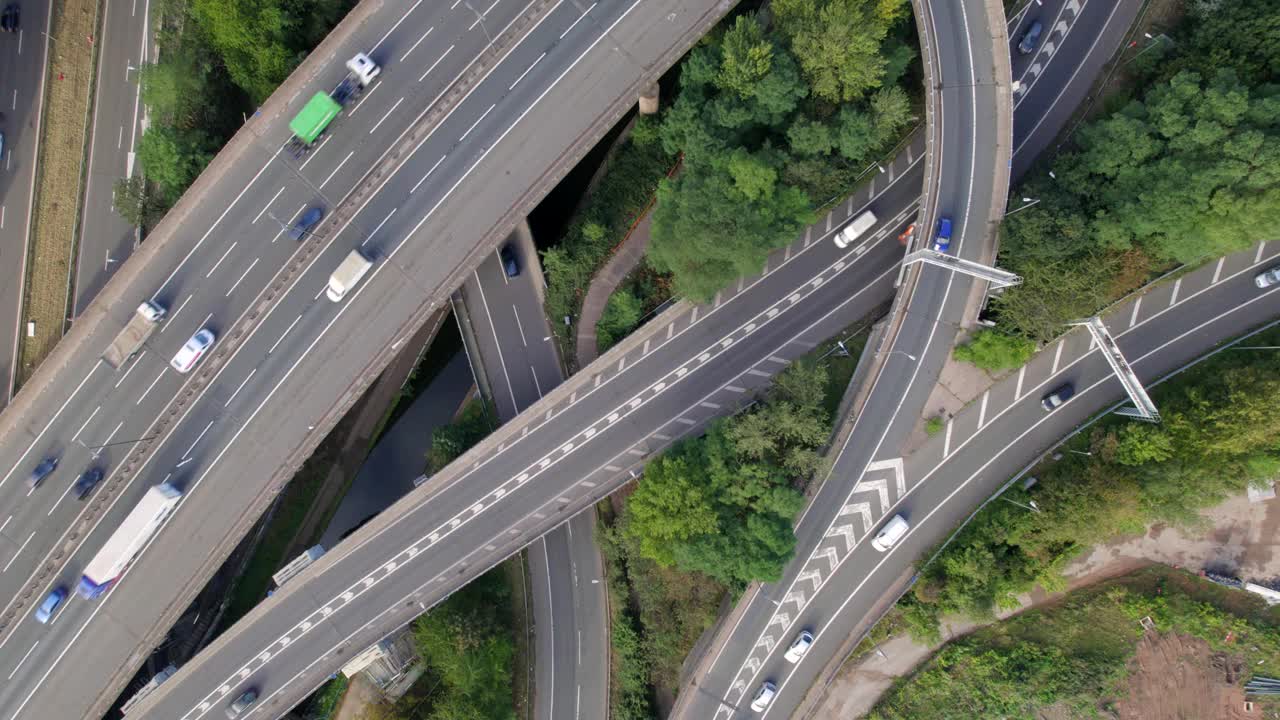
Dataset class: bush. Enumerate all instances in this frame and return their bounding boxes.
[952,329,1035,372]
[597,288,645,353]
[426,400,493,473]
[924,416,944,436]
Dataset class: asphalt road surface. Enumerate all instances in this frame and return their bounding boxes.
[0,0,733,717]
[0,0,52,405]
[459,222,607,720]
[72,0,155,315]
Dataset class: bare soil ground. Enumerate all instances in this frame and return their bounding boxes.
[1114,632,1257,720]
[17,0,102,386]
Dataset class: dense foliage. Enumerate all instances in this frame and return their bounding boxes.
[995,0,1280,340]
[626,362,831,587]
[426,400,494,474]
[952,328,1036,372]
[117,0,356,222]
[649,3,916,300]
[909,328,1280,624]
[360,570,516,720]
[870,568,1280,719]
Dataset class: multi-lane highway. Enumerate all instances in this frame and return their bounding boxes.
[72,0,154,314]
[457,222,608,720]
[0,0,735,716]
[0,0,52,404]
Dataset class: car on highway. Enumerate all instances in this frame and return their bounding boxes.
[749,681,777,712]
[896,223,916,245]
[783,629,814,663]
[871,514,909,552]
[1255,265,1280,289]
[289,206,324,240]
[74,467,104,500]
[933,216,953,252]
[1,5,18,33]
[171,328,216,374]
[1018,20,1043,54]
[835,210,877,249]
[28,457,58,489]
[0,131,5,158]
[499,243,520,278]
[1040,382,1075,411]
[33,587,67,624]
[225,688,258,718]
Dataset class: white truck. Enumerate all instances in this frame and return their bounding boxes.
[326,249,374,302]
[77,482,182,599]
[103,301,166,370]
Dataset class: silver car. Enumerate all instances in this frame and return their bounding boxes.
[1255,265,1280,289]
[226,688,258,718]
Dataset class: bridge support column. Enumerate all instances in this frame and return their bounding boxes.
[638,82,660,115]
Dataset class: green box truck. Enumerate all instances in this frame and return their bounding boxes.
[287,53,381,157]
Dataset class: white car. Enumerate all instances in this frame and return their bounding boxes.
[750,681,777,712]
[171,328,216,373]
[871,514,909,552]
[784,630,814,663]
[1255,265,1280,289]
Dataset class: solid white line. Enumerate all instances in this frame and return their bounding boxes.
[183,421,215,459]
[1051,339,1064,375]
[410,155,447,194]
[419,45,455,83]
[369,97,405,135]
[1014,365,1025,400]
[362,208,398,247]
[543,540,556,720]
[1128,296,1141,328]
[1255,241,1266,264]
[226,258,260,296]
[510,52,545,90]
[225,366,257,407]
[560,2,595,39]
[136,370,166,405]
[1212,257,1225,284]
[459,104,495,142]
[206,242,237,278]
[3,533,35,573]
[474,270,519,411]
[942,419,952,456]
[319,151,354,190]
[7,641,38,679]
[268,315,303,355]
[1170,278,1181,306]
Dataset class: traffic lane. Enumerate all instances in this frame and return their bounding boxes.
[127,229,908,720]
[1011,0,1139,180]
[727,248,1280,719]
[0,0,53,399]
[765,275,1280,718]
[72,0,151,315]
[565,510,607,716]
[532,529,577,720]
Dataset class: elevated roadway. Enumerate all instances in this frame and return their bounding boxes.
[0,0,735,716]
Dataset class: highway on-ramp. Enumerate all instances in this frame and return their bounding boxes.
[0,0,734,716]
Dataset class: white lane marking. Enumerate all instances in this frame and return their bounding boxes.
[1051,339,1064,375]
[49,477,80,516]
[1212,257,1225,284]
[346,81,381,117]
[0,517,10,534]
[7,641,38,679]
[252,187,286,224]
[513,306,528,347]
[1013,365,1025,400]
[419,45,455,83]
[272,204,305,244]
[942,419,952,456]
[182,421,215,459]
[459,103,496,142]
[469,0,502,30]
[1128,296,1142,328]
[206,242,237,278]
[560,2,596,39]
[1169,278,1181,306]
[362,208,398,247]
[510,52,545,90]
[474,269,519,411]
[369,97,405,135]
[400,26,433,62]
[0,368,100,491]
[298,136,331,171]
[1255,241,1266,264]
[373,0,425,53]
[410,155,447,194]
[162,295,193,332]
[226,258,261,297]
[225,369,258,408]
[3,533,36,573]
[319,151,354,190]
[543,540,556,720]
[71,406,101,442]
[136,370,166,406]
[268,315,303,355]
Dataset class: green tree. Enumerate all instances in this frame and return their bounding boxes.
[716,14,774,98]
[112,176,168,229]
[137,126,215,203]
[190,0,299,103]
[626,452,720,566]
[952,329,1036,372]
[1112,423,1174,466]
[787,117,835,156]
[772,0,906,102]
[596,288,645,352]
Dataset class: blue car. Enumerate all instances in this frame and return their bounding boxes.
[289,206,324,240]
[1018,20,1043,55]
[933,216,953,252]
[34,587,67,624]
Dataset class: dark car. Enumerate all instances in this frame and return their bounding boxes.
[1041,382,1075,412]
[225,688,259,718]
[74,467,104,500]
[499,243,520,278]
[1018,20,1043,55]
[0,5,18,33]
[28,457,57,489]
[289,206,324,240]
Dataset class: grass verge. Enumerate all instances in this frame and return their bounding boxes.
[16,0,103,387]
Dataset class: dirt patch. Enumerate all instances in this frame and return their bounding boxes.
[16,0,103,387]
[1114,632,1257,720]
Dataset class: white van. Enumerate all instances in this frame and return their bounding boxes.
[326,249,374,302]
[834,210,877,248]
[871,514,909,552]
